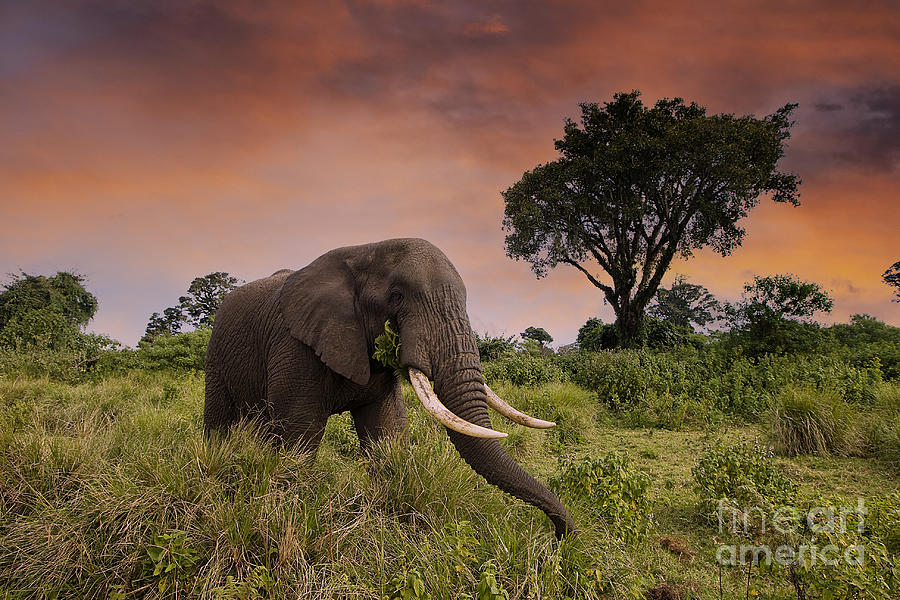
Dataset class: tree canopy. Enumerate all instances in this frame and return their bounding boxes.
[884,260,900,302]
[521,326,553,346]
[648,275,721,331]
[144,272,242,341]
[723,274,834,357]
[179,272,242,328]
[728,274,834,327]
[502,91,800,346]
[0,271,98,349]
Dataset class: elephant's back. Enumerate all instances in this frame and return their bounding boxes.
[206,271,292,380]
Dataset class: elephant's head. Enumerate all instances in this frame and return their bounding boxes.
[278,238,575,538]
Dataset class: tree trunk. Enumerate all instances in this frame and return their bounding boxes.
[615,302,645,348]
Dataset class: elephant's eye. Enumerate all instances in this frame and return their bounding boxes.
[389,291,403,304]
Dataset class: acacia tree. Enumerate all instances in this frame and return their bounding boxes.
[521,326,553,346]
[884,260,900,302]
[502,91,800,347]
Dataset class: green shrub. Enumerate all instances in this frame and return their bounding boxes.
[482,353,565,387]
[137,328,211,371]
[550,452,653,542]
[721,319,835,358]
[788,521,900,600]
[770,386,856,456]
[474,332,517,362]
[0,306,79,350]
[576,318,617,352]
[576,316,692,351]
[0,334,136,383]
[692,440,797,511]
[831,315,900,380]
[553,347,883,424]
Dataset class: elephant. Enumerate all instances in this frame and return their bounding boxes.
[203,238,575,538]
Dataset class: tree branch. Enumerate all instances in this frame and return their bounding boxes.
[561,258,615,296]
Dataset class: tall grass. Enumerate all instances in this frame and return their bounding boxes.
[770,386,855,456]
[859,383,900,470]
[2,372,898,598]
[0,374,620,599]
[768,383,900,465]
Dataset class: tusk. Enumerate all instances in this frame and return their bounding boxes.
[484,384,556,429]
[408,368,507,439]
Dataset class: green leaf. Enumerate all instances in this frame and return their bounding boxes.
[373,320,402,371]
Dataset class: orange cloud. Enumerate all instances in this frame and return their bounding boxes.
[463,14,509,36]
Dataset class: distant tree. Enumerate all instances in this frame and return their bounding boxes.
[728,274,833,327]
[648,275,721,331]
[143,307,187,341]
[830,314,900,380]
[178,272,242,328]
[576,318,618,351]
[0,271,98,349]
[724,274,834,357]
[502,91,800,347]
[884,260,900,302]
[143,272,242,342]
[831,314,900,346]
[521,326,553,347]
[577,315,690,351]
[474,331,518,361]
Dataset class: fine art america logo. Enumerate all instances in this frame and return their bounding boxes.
[715,498,868,567]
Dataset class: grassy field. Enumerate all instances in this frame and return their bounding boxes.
[1,372,898,599]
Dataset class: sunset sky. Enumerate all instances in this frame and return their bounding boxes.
[1,1,898,346]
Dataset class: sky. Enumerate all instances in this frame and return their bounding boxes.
[1,0,898,347]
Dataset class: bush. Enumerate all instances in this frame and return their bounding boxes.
[474,332,517,362]
[786,494,900,600]
[0,333,136,383]
[136,328,211,371]
[481,353,565,387]
[720,318,835,358]
[770,386,856,456]
[553,347,883,424]
[576,318,618,352]
[692,440,798,511]
[576,316,691,351]
[843,340,900,381]
[550,452,653,542]
[0,307,79,350]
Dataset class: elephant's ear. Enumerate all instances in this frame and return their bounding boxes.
[277,252,370,386]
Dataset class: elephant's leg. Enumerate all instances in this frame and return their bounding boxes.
[266,368,328,455]
[351,381,408,453]
[204,369,236,434]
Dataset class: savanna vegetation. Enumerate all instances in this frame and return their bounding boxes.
[1,266,898,599]
[2,91,898,598]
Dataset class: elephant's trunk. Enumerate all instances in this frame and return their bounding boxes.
[430,327,575,539]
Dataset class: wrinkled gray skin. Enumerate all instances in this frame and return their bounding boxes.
[204,238,574,538]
